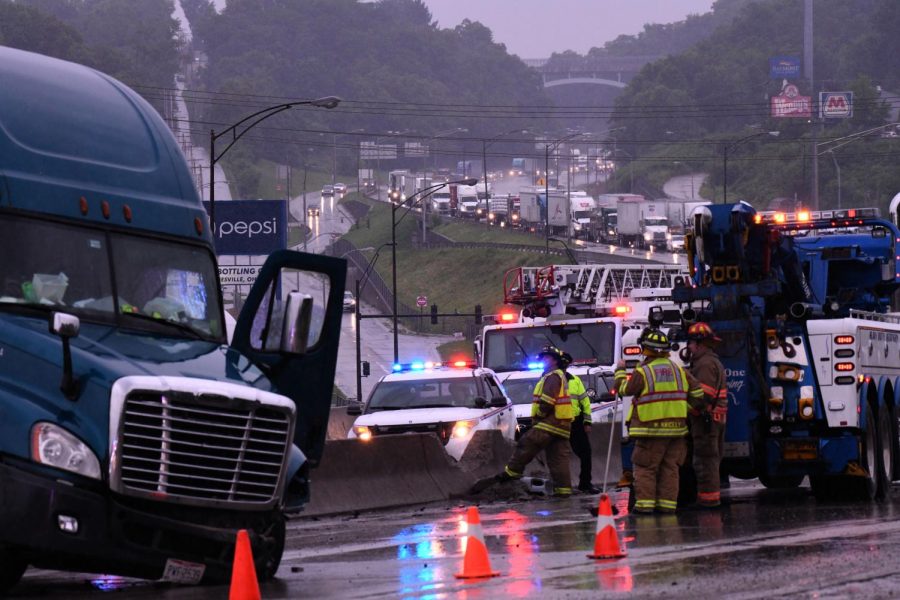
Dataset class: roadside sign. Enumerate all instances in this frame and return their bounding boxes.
[218,265,262,286]
[416,295,428,307]
[820,91,853,118]
[769,56,801,79]
[771,84,811,118]
[202,199,287,255]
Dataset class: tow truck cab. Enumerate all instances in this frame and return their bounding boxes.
[0,47,345,590]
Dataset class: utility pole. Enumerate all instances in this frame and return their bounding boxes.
[805,0,818,209]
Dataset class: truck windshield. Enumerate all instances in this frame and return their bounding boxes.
[0,215,223,341]
[483,322,616,372]
[645,217,668,226]
[367,377,482,411]
[573,211,593,220]
[501,378,539,405]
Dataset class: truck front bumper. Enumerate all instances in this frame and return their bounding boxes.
[0,457,278,582]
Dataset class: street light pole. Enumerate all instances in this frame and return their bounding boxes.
[544,132,585,253]
[390,177,477,362]
[207,95,340,230]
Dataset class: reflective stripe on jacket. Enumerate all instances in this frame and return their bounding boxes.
[530,369,573,438]
[690,350,728,411]
[568,374,591,424]
[617,357,700,438]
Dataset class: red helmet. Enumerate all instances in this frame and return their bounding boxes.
[687,322,721,342]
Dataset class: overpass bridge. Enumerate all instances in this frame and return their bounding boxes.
[524,54,661,89]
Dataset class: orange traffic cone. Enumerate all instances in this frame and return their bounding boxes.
[455,506,500,579]
[229,529,261,600]
[587,494,627,560]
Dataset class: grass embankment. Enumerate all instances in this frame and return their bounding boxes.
[342,199,550,329]
[436,339,476,362]
[433,221,546,246]
[222,159,350,200]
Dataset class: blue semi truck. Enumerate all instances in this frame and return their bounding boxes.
[0,46,345,591]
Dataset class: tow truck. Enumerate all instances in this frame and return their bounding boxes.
[670,204,900,499]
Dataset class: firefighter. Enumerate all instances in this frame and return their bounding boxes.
[685,322,728,508]
[615,329,704,514]
[564,353,600,494]
[500,345,575,496]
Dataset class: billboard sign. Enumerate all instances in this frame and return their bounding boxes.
[218,265,262,286]
[769,56,801,79]
[771,84,811,118]
[820,91,853,118]
[202,199,287,255]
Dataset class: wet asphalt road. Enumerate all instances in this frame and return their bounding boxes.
[14,480,900,598]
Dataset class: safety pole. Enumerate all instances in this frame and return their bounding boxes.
[602,393,621,495]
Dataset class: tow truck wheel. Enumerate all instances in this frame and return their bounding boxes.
[853,402,880,502]
[0,549,27,593]
[254,514,287,581]
[877,405,896,499]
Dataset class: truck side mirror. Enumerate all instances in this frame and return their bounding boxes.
[50,312,80,400]
[280,292,313,354]
[489,395,508,408]
[473,396,488,409]
[346,402,363,416]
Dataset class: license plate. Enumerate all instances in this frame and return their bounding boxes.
[161,559,205,585]
[782,440,818,461]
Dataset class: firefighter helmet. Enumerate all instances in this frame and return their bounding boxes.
[561,351,574,367]
[538,345,566,364]
[687,322,721,343]
[639,329,670,352]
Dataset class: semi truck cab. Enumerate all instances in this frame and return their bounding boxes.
[0,47,345,591]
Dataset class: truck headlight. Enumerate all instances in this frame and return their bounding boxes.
[666,233,672,240]
[353,426,373,441]
[643,232,652,241]
[31,422,101,479]
[607,229,615,236]
[452,420,477,439]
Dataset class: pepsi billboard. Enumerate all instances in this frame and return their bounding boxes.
[202,199,287,255]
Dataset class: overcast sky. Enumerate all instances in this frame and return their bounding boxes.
[422,0,715,58]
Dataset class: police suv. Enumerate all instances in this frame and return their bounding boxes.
[347,361,516,460]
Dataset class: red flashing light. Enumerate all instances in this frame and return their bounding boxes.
[624,346,641,356]
[834,335,854,345]
[848,209,856,218]
[500,312,516,322]
[774,213,786,224]
[614,305,632,315]
[797,211,810,222]
[453,360,467,367]
[835,362,855,372]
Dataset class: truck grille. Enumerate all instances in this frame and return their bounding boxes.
[370,422,454,445]
[115,391,292,507]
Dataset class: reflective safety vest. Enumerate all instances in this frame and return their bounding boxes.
[568,374,591,424]
[626,358,689,438]
[530,369,574,438]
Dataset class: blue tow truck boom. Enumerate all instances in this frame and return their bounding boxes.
[673,202,900,499]
[0,46,345,591]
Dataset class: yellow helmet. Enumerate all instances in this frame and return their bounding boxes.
[639,329,670,351]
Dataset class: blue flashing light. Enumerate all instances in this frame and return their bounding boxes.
[410,362,425,370]
[527,362,543,370]
[392,363,402,372]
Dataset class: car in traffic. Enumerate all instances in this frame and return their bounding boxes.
[343,290,356,311]
[668,233,685,253]
[346,361,516,460]
[307,204,320,217]
[333,182,347,194]
[321,184,334,196]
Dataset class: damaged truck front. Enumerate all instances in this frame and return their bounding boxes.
[0,47,345,591]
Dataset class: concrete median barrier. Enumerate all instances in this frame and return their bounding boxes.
[327,406,356,440]
[304,433,477,516]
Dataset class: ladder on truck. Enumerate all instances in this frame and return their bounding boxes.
[504,263,690,316]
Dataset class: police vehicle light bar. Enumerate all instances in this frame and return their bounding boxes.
[755,207,880,226]
[391,360,477,372]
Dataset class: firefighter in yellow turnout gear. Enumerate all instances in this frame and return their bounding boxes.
[615,330,704,513]
[686,322,728,507]
[501,346,575,496]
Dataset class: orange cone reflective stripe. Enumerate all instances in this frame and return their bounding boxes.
[587,494,627,560]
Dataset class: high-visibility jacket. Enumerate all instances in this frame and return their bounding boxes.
[530,369,574,438]
[690,348,728,423]
[568,374,592,424]
[615,357,700,438]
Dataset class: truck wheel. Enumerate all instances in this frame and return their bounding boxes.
[853,402,880,501]
[254,515,286,581]
[877,405,896,499]
[758,474,804,489]
[0,549,27,593]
